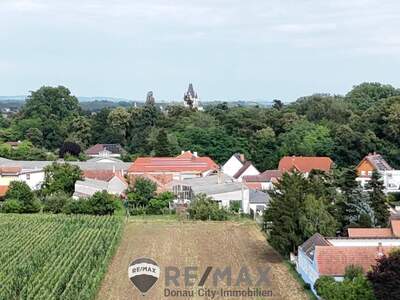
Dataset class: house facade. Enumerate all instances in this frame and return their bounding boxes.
[73,174,128,199]
[222,153,260,182]
[355,153,400,193]
[243,170,282,190]
[297,219,400,295]
[0,166,44,190]
[172,173,270,216]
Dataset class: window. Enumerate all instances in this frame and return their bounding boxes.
[26,173,30,180]
[361,171,366,176]
[368,171,372,176]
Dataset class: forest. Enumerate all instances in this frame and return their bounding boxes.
[0,82,399,171]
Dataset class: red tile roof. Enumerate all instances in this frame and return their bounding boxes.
[128,153,218,173]
[243,170,282,182]
[244,182,263,190]
[84,170,115,181]
[0,185,9,197]
[348,228,394,238]
[278,156,333,173]
[0,166,22,175]
[391,219,400,237]
[315,246,394,276]
[347,220,400,238]
[357,153,393,172]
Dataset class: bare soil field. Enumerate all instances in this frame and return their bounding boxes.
[97,218,308,300]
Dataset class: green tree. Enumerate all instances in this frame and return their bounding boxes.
[188,193,229,221]
[147,192,174,214]
[4,181,40,213]
[367,249,400,300]
[42,162,82,196]
[127,177,157,207]
[367,171,389,227]
[264,172,310,255]
[299,194,337,238]
[154,128,172,156]
[315,266,375,300]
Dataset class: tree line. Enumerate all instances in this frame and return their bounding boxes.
[0,82,399,170]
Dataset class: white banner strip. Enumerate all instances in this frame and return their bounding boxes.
[128,263,160,278]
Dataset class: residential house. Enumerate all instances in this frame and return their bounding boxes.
[0,165,44,190]
[243,170,282,190]
[172,173,270,216]
[297,219,400,295]
[73,173,128,199]
[355,153,400,193]
[278,156,333,176]
[222,153,260,182]
[85,144,123,158]
[0,157,130,190]
[128,151,219,183]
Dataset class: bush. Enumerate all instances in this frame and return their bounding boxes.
[147,192,174,214]
[43,192,70,213]
[315,267,375,300]
[188,194,229,221]
[4,181,40,213]
[64,191,117,215]
[1,199,23,213]
[229,200,241,213]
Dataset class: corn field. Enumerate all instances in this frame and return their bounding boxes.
[0,214,123,300]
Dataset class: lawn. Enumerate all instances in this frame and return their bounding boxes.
[0,213,123,299]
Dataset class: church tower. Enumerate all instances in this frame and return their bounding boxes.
[183,83,199,109]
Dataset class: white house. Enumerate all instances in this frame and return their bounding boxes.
[297,219,400,296]
[355,153,400,193]
[222,154,260,182]
[172,173,270,217]
[0,164,44,190]
[73,174,128,199]
[85,144,123,158]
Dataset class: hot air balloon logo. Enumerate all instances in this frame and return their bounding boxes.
[128,258,160,295]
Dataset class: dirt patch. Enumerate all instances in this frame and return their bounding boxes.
[97,220,308,300]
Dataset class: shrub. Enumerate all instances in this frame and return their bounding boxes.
[147,192,174,214]
[367,249,400,299]
[64,192,117,215]
[1,199,23,213]
[315,266,375,300]
[229,200,241,213]
[87,191,117,215]
[188,194,229,221]
[4,181,40,213]
[43,192,70,213]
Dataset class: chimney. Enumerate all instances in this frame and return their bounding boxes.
[193,151,198,157]
[181,150,185,155]
[217,169,223,184]
[377,242,384,258]
[239,154,245,163]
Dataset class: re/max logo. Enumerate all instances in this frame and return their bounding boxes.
[164,266,270,287]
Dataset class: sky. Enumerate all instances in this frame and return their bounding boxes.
[0,0,400,102]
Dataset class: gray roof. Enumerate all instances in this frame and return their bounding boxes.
[300,233,331,259]
[76,178,109,189]
[249,189,270,204]
[183,174,244,195]
[0,157,130,171]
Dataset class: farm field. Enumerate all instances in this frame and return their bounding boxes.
[97,218,308,300]
[0,214,123,300]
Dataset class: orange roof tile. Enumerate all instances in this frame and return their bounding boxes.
[348,228,394,238]
[0,166,22,174]
[128,155,218,173]
[84,170,115,181]
[391,219,400,237]
[0,185,9,197]
[315,246,394,276]
[278,156,333,173]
